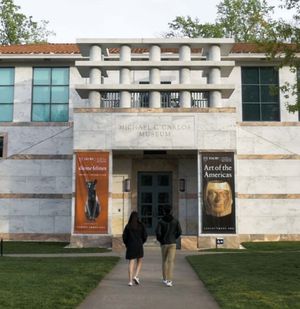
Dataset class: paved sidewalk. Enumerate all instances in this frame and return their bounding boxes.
[78,247,219,309]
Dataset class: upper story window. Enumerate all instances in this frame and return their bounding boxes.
[0,68,14,122]
[32,68,69,122]
[242,67,280,121]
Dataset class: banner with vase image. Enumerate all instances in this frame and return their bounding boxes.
[75,152,109,234]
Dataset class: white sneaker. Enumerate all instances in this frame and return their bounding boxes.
[166,280,173,287]
[162,279,168,285]
[133,277,140,285]
[128,282,133,286]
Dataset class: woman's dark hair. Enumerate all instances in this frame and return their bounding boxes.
[127,211,141,229]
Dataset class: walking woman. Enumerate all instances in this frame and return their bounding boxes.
[122,211,148,286]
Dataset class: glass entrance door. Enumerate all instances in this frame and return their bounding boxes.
[138,172,172,235]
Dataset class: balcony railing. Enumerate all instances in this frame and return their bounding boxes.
[191,91,209,108]
[100,92,209,108]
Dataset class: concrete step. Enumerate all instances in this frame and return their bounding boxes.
[144,236,160,247]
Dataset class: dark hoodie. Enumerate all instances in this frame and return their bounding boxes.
[155,214,182,245]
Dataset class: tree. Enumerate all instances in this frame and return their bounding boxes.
[166,0,300,112]
[0,0,54,45]
[166,0,276,42]
[264,0,300,112]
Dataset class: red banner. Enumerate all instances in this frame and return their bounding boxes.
[75,152,109,234]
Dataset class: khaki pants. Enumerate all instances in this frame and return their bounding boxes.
[161,244,177,281]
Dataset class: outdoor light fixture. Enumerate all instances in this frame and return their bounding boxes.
[179,178,186,192]
[124,178,131,192]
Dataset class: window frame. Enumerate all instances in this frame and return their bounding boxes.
[241,66,280,122]
[0,67,15,122]
[31,67,70,122]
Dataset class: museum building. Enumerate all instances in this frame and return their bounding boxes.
[0,38,299,249]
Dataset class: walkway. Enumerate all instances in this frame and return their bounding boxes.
[78,247,219,309]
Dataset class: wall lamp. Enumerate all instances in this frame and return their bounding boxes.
[124,178,131,192]
[179,178,186,192]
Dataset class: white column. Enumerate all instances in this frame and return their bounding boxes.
[179,45,191,108]
[149,45,161,108]
[90,45,102,61]
[208,45,222,107]
[120,45,131,108]
[89,45,101,107]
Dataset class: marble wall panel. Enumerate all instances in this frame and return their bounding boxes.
[237,176,300,194]
[54,216,71,233]
[237,126,300,155]
[198,130,235,150]
[24,216,55,233]
[0,160,41,176]
[238,215,288,234]
[39,199,71,216]
[74,112,236,150]
[237,199,300,217]
[74,130,107,149]
[40,161,72,177]
[1,127,73,157]
[7,217,25,233]
[237,160,300,177]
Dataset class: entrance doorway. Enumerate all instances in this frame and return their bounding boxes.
[138,172,172,235]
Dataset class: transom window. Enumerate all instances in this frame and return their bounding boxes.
[0,68,14,122]
[32,68,69,122]
[242,67,280,121]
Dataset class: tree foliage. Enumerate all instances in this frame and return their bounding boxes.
[166,0,276,42]
[0,0,54,45]
[263,0,300,113]
[166,0,300,112]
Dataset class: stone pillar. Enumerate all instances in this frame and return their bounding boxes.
[149,45,161,108]
[208,45,222,107]
[89,45,101,107]
[179,45,191,108]
[120,45,131,108]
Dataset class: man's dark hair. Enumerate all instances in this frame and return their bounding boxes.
[164,205,172,215]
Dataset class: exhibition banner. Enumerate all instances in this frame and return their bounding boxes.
[201,152,236,233]
[75,152,109,234]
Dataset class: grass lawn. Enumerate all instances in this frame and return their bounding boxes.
[1,241,110,254]
[0,256,119,309]
[187,249,300,308]
[242,241,300,251]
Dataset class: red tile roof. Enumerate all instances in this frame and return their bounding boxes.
[231,43,269,53]
[0,42,286,55]
[0,43,80,54]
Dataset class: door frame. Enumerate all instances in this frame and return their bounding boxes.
[137,171,173,235]
[131,158,179,230]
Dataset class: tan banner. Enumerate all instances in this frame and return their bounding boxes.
[75,152,109,234]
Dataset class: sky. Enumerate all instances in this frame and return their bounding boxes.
[14,0,294,43]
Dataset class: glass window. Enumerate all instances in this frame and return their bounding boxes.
[0,68,14,122]
[32,68,69,122]
[241,67,280,121]
[242,67,259,84]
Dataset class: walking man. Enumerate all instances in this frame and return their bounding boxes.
[155,205,182,287]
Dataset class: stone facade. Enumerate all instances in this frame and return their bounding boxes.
[0,39,299,249]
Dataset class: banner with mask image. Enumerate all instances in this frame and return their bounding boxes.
[75,152,109,234]
[201,152,236,233]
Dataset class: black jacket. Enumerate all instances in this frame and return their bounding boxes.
[122,223,147,259]
[155,214,182,245]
